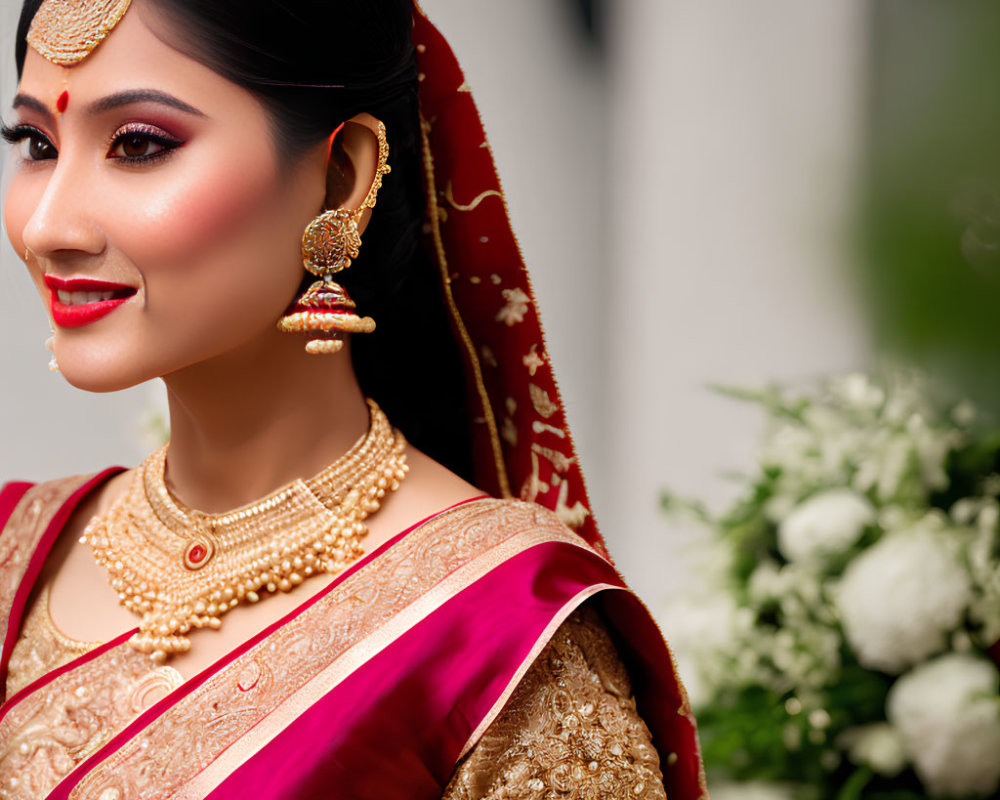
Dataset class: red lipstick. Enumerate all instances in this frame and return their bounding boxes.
[44,275,137,328]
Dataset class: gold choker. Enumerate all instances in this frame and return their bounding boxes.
[81,398,408,662]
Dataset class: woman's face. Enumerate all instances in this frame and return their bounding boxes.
[3,2,329,392]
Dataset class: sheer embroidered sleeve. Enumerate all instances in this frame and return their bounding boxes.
[442,604,668,800]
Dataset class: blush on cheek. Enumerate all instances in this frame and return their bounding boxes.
[131,158,288,271]
[116,136,289,270]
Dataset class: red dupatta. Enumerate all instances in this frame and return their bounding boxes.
[410,7,707,795]
[411,6,603,555]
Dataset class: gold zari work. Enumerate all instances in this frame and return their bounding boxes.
[6,585,102,697]
[80,397,408,662]
[26,0,132,65]
[65,501,582,799]
[443,606,669,800]
[1,638,181,799]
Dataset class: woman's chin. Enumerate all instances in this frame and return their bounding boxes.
[56,358,155,394]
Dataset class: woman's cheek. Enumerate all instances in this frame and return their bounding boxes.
[113,153,306,343]
[109,146,283,273]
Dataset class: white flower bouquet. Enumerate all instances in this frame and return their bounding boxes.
[664,372,1000,799]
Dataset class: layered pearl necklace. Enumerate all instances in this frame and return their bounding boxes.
[81,398,408,663]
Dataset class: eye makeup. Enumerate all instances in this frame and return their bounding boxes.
[107,122,184,164]
[1,119,185,165]
[0,121,57,161]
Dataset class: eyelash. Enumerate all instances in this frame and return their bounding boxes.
[0,121,184,165]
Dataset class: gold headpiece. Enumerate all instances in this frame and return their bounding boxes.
[27,0,132,66]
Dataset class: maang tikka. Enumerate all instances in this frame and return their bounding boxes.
[278,121,391,355]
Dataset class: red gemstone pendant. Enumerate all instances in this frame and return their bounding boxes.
[183,537,214,570]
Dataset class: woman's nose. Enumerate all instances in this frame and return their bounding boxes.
[20,160,107,259]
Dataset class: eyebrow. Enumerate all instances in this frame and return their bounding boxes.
[11,92,52,122]
[85,89,205,117]
[11,89,205,120]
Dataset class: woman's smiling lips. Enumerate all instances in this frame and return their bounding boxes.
[43,274,138,328]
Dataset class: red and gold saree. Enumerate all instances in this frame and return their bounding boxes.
[0,5,707,799]
[0,475,704,799]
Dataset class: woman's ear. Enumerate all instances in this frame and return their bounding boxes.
[324,113,384,235]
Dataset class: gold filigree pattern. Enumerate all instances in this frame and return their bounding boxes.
[6,585,102,698]
[442,605,668,800]
[0,640,182,800]
[26,0,132,65]
[69,499,588,799]
[528,385,558,420]
[496,289,531,327]
[0,476,93,655]
[301,209,363,276]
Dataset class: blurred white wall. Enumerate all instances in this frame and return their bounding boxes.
[606,0,872,606]
[0,0,873,620]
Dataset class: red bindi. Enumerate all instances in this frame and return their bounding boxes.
[56,90,69,113]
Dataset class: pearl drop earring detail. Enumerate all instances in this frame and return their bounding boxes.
[45,329,58,372]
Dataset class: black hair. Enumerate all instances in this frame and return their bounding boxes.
[15,0,474,481]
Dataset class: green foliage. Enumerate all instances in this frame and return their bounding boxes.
[857,3,1000,412]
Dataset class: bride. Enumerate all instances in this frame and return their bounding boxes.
[0,0,706,797]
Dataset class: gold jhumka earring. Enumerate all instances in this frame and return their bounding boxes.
[278,121,391,355]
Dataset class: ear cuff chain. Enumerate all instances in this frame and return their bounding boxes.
[278,121,391,355]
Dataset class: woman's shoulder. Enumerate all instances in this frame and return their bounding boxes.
[0,468,127,540]
[397,446,594,550]
[443,600,668,800]
[1,473,87,529]
[415,495,603,576]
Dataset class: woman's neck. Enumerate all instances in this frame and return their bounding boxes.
[160,331,370,513]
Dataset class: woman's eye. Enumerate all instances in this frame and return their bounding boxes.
[0,124,58,161]
[108,126,182,163]
[25,133,57,161]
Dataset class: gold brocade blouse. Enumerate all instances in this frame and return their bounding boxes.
[7,586,118,697]
[5,595,667,799]
[442,605,668,800]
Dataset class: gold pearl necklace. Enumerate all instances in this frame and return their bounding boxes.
[81,398,408,662]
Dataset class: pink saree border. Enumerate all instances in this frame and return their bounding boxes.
[48,494,495,799]
[456,581,618,760]
[200,538,619,800]
[598,589,708,798]
[0,469,123,702]
[0,482,33,531]
[55,502,592,799]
